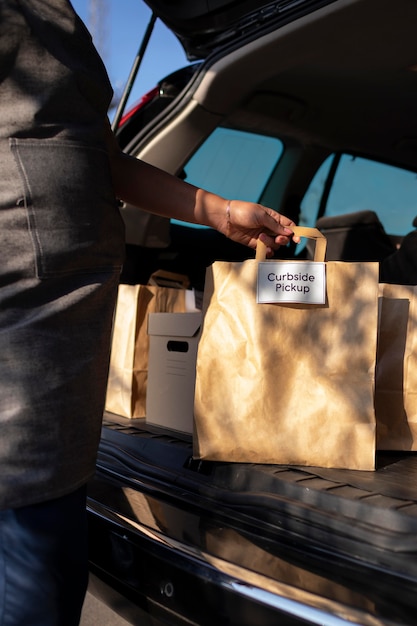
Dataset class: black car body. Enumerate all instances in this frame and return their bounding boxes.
[87,1,417,623]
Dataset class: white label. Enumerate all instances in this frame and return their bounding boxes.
[257,262,326,304]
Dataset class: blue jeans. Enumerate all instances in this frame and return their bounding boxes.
[0,486,89,626]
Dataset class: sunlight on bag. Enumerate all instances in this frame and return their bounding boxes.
[194,227,379,470]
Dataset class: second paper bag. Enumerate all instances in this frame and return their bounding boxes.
[376,283,417,450]
[194,228,379,470]
[105,282,186,418]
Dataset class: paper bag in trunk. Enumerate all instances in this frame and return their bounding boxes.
[105,273,188,418]
[194,227,379,470]
[376,283,417,450]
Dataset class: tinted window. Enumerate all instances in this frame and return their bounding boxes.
[173,128,283,227]
[301,154,417,236]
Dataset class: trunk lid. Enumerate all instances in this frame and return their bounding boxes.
[142,0,338,59]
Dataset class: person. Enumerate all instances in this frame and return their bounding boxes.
[0,1,298,624]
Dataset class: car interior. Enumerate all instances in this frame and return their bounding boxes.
[117,0,417,292]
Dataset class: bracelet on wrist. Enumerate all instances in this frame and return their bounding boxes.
[226,201,231,231]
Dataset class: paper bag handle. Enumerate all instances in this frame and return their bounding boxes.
[256,226,327,262]
[148,269,190,289]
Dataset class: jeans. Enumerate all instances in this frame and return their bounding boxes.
[0,486,89,626]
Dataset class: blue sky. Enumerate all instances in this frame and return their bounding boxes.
[71,0,189,115]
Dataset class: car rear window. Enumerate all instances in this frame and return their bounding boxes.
[300,154,417,236]
[173,127,284,228]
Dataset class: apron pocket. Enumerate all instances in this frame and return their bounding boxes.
[10,138,125,278]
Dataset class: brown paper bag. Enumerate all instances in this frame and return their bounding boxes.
[105,275,187,418]
[194,227,379,470]
[376,283,417,450]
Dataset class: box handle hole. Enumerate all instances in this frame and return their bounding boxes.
[167,340,189,353]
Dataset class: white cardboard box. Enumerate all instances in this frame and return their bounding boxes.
[146,312,202,434]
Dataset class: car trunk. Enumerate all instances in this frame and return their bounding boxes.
[87,413,417,625]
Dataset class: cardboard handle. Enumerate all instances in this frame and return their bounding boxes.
[256,226,327,262]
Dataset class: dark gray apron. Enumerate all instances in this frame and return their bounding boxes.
[0,0,125,508]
